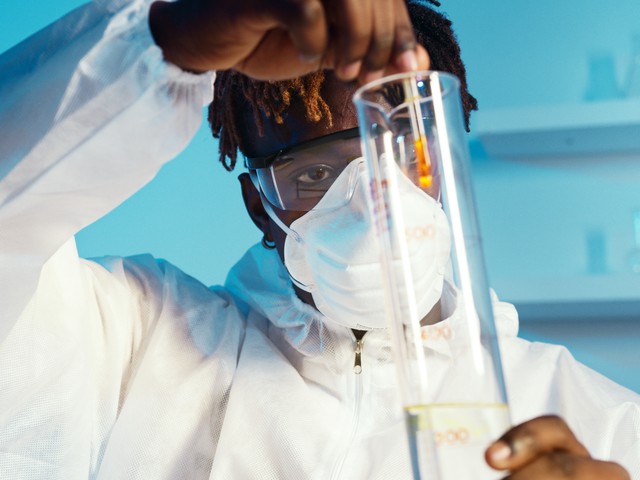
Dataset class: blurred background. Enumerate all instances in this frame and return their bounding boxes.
[2,1,639,391]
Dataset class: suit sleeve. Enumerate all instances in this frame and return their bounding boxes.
[0,0,214,342]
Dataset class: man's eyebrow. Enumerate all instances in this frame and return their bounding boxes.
[273,157,295,172]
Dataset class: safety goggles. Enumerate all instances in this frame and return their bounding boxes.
[244,127,363,211]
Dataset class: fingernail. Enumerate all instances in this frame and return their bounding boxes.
[299,52,322,64]
[397,49,418,71]
[489,441,512,463]
[339,60,362,79]
[363,69,384,84]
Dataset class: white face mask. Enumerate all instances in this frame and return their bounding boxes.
[260,160,451,331]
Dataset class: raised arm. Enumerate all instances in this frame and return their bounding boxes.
[0,0,213,338]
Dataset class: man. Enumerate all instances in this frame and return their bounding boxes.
[0,0,636,478]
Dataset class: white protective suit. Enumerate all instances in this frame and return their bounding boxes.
[1,1,639,479]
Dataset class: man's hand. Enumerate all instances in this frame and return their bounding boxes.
[148,0,429,81]
[485,415,630,479]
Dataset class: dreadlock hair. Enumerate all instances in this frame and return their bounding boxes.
[208,0,478,172]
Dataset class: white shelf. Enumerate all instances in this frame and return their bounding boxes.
[491,273,640,321]
[475,99,640,158]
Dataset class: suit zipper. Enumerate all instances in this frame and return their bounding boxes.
[329,333,366,479]
[353,338,364,374]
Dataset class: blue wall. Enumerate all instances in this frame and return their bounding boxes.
[444,0,640,392]
[445,1,640,284]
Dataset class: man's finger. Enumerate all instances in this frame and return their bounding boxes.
[268,0,328,63]
[361,0,396,79]
[328,0,371,80]
[486,415,590,471]
[391,0,421,71]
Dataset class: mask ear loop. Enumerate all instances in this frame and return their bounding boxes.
[248,170,299,239]
[344,158,365,206]
[250,171,313,291]
[259,192,303,244]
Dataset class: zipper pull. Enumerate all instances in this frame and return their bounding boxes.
[354,339,363,374]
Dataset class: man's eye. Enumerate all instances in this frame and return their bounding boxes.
[296,165,336,184]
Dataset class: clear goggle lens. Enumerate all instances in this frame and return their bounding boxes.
[245,124,441,211]
[245,128,365,211]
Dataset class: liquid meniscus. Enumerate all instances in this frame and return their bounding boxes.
[404,403,510,480]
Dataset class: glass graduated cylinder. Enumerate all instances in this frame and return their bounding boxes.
[354,71,511,480]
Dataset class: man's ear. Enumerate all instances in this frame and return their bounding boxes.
[239,172,272,238]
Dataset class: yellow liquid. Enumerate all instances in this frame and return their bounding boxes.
[415,137,433,188]
[404,403,510,480]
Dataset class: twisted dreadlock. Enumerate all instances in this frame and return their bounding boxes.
[208,0,477,172]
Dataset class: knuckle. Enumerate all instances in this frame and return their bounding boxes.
[543,414,574,437]
[363,34,395,70]
[373,31,396,51]
[394,25,417,52]
[341,29,370,56]
[347,26,369,42]
[609,462,632,480]
[540,414,565,426]
[329,14,369,59]
[281,0,323,25]
[547,451,577,477]
[541,413,564,424]
[299,0,323,24]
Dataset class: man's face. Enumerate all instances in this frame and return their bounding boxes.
[239,73,359,306]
